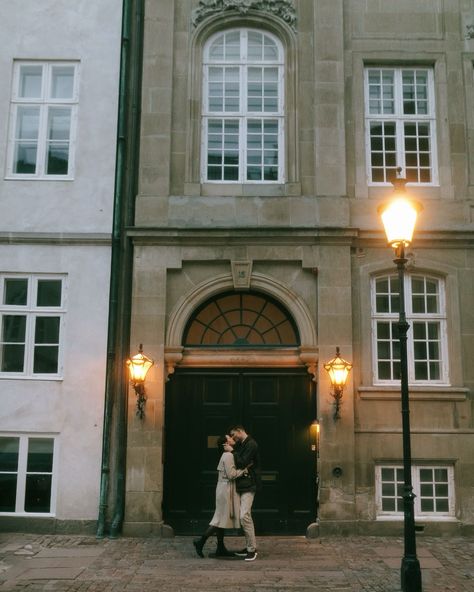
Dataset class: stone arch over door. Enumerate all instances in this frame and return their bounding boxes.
[164,273,318,378]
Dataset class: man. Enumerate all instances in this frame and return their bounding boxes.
[229,425,261,562]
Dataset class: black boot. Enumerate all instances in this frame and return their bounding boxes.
[193,537,205,558]
[215,528,234,557]
[193,526,217,558]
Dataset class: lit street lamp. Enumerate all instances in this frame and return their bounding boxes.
[378,173,423,592]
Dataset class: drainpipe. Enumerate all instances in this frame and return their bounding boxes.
[96,0,144,538]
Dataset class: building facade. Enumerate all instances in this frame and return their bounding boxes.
[2,0,474,539]
[122,0,474,537]
[0,2,122,531]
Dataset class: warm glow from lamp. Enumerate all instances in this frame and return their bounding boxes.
[324,348,353,389]
[379,197,422,248]
[126,345,154,383]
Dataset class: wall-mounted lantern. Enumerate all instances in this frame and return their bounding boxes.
[324,347,353,421]
[126,344,154,419]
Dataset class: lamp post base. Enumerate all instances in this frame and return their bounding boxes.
[401,556,422,592]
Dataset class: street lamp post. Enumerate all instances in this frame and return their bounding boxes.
[378,174,423,592]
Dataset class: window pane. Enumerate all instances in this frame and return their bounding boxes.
[1,344,25,372]
[224,31,240,60]
[382,483,395,496]
[16,107,40,139]
[420,483,433,497]
[382,498,395,511]
[33,345,59,373]
[27,438,54,472]
[14,108,39,174]
[0,437,19,471]
[436,499,449,512]
[24,474,52,513]
[434,468,448,482]
[0,474,17,511]
[46,107,71,175]
[50,66,75,99]
[248,31,263,60]
[2,315,26,342]
[435,483,448,497]
[420,499,434,512]
[14,143,37,174]
[47,144,69,175]
[378,361,391,379]
[34,317,60,373]
[48,108,71,141]
[35,317,60,344]
[19,65,43,98]
[209,35,224,60]
[4,279,28,306]
[37,280,62,307]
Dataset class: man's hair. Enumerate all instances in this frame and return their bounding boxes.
[229,424,246,433]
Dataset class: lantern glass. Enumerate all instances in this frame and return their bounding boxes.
[379,197,421,248]
[324,350,353,388]
[127,351,154,383]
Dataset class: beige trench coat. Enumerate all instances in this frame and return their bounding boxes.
[209,451,245,529]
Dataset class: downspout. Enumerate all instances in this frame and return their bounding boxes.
[96,0,144,538]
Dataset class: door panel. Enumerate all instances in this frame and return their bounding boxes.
[163,369,316,534]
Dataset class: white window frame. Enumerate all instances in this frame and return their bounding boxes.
[201,28,285,184]
[0,433,58,517]
[371,273,449,385]
[364,66,438,186]
[0,274,66,379]
[375,464,455,519]
[5,61,79,180]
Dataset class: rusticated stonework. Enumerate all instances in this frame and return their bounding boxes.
[192,0,297,31]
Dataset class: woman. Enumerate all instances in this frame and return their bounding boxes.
[193,434,248,558]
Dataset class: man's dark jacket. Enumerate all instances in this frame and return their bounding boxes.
[233,435,262,493]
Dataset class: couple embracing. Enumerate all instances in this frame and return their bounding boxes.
[193,425,261,562]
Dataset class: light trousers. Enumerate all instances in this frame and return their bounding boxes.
[239,491,256,552]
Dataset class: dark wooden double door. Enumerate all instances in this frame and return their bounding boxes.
[163,368,317,535]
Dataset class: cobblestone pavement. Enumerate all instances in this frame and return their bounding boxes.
[0,533,473,592]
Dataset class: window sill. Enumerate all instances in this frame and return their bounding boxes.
[0,512,55,517]
[4,175,74,182]
[185,182,301,197]
[376,515,457,522]
[358,386,468,401]
[0,375,63,381]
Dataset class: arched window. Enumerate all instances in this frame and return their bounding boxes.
[202,28,284,183]
[183,291,299,347]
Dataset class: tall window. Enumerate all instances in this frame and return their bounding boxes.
[0,275,66,377]
[371,274,448,384]
[365,67,436,184]
[6,61,79,178]
[376,464,455,518]
[0,435,57,515]
[202,28,284,183]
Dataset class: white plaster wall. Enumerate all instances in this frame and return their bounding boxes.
[0,244,111,519]
[0,0,121,522]
[0,1,122,234]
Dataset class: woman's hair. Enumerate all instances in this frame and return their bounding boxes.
[217,435,227,450]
